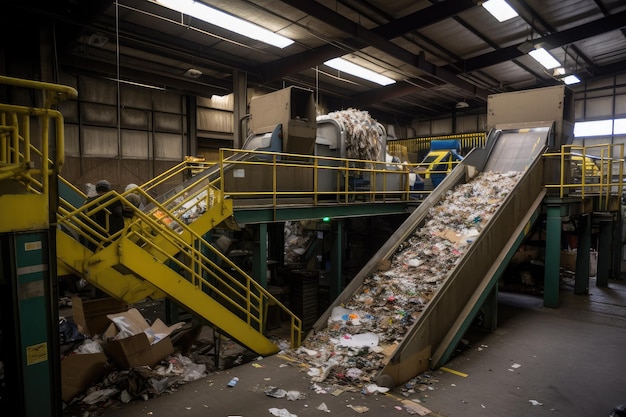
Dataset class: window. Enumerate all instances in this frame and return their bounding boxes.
[574,119,626,137]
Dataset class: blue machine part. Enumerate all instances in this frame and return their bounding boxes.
[430,139,461,152]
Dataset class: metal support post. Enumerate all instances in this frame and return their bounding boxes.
[612,208,623,280]
[252,223,268,287]
[596,214,612,287]
[575,215,591,294]
[544,204,562,308]
[330,219,344,301]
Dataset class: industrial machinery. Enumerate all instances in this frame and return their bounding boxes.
[416,138,464,189]
[303,85,589,389]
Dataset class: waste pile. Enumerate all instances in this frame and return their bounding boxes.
[283,170,523,388]
[326,109,383,163]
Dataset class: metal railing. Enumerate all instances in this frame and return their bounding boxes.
[543,143,624,208]
[0,75,77,190]
[56,179,303,349]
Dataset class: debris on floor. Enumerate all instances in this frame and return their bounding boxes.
[282,171,523,389]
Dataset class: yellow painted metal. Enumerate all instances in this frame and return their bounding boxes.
[56,232,166,303]
[0,194,48,232]
[543,143,624,207]
[119,236,280,355]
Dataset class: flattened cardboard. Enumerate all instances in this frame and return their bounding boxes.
[61,352,111,402]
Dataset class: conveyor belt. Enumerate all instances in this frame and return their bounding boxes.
[308,123,553,386]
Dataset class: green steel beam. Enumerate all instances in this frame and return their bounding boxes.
[544,204,562,308]
[232,203,412,224]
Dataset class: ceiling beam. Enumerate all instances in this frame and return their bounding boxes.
[454,10,626,73]
[260,0,488,99]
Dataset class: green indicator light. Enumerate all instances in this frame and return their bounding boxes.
[322,217,331,222]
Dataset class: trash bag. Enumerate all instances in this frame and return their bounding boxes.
[59,317,85,345]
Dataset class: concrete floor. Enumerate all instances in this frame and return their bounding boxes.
[96,277,626,417]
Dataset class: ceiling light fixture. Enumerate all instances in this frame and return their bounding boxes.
[482,0,518,22]
[324,58,395,86]
[562,75,581,85]
[455,100,469,109]
[150,0,294,49]
[528,47,561,69]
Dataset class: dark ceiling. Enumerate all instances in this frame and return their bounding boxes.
[5,0,626,125]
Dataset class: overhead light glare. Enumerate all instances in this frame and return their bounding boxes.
[324,58,395,86]
[151,0,294,48]
[106,78,166,91]
[562,75,581,85]
[482,0,518,22]
[529,47,561,69]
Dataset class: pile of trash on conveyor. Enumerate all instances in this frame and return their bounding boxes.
[326,108,383,163]
[283,170,523,388]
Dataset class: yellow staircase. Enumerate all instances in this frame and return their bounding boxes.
[56,167,302,355]
[0,74,302,356]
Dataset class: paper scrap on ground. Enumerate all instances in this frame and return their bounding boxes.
[268,407,297,417]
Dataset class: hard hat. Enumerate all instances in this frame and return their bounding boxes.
[96,179,111,192]
[125,183,139,192]
[126,193,141,208]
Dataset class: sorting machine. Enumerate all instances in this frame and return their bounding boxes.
[307,85,578,387]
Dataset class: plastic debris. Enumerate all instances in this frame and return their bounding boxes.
[268,407,298,417]
[347,404,370,413]
[316,402,331,412]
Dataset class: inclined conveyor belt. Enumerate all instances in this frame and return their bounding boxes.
[306,122,553,386]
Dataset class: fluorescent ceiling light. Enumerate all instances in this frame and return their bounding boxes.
[151,0,294,48]
[482,0,518,22]
[562,75,581,85]
[324,58,395,86]
[528,48,561,69]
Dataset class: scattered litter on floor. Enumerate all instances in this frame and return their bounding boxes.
[268,407,298,417]
[529,399,543,406]
[347,404,370,413]
[316,402,331,412]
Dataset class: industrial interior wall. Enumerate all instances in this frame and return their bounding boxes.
[412,113,487,137]
[59,72,189,195]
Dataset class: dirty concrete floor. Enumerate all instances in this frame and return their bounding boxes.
[92,277,626,417]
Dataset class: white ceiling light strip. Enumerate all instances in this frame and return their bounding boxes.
[324,58,395,86]
[151,0,294,48]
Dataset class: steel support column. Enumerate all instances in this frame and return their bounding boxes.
[575,214,591,294]
[596,214,612,287]
[329,219,344,301]
[544,204,562,308]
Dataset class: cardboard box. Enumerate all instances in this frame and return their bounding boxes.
[61,352,111,402]
[104,308,184,369]
[72,296,129,336]
[560,250,577,271]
